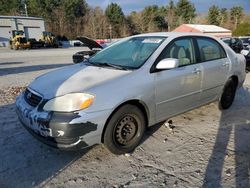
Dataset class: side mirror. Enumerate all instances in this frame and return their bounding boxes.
[156,58,179,70]
[241,49,250,56]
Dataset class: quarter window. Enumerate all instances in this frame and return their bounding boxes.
[160,38,195,67]
[197,38,226,62]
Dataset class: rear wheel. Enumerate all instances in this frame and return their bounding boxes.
[104,104,146,154]
[219,78,237,110]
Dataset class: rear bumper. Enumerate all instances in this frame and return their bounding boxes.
[16,93,110,150]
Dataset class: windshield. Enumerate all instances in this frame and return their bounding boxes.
[89,36,166,69]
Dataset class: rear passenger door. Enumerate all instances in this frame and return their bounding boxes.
[195,37,229,103]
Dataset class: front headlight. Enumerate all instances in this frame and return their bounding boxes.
[43,93,94,112]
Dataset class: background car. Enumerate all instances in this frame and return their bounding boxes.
[221,37,244,53]
[241,48,250,71]
[72,36,106,64]
[239,36,250,48]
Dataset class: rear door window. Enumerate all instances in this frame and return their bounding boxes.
[197,38,226,62]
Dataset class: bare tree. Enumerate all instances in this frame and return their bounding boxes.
[85,7,109,39]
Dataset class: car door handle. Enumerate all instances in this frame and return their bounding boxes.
[222,62,230,67]
[192,68,201,74]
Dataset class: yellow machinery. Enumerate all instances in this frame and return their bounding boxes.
[9,30,30,50]
[40,32,59,48]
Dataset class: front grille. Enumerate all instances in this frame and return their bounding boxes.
[24,89,42,107]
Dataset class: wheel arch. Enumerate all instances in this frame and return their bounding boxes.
[101,99,149,143]
[219,74,239,110]
[229,75,239,87]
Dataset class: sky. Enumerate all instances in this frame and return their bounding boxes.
[85,0,250,14]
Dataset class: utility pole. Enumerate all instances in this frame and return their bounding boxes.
[109,24,112,42]
[24,3,28,17]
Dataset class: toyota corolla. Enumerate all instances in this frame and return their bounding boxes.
[16,32,246,154]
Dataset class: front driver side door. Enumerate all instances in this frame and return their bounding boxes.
[154,37,202,122]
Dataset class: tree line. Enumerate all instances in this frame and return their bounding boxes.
[0,0,249,39]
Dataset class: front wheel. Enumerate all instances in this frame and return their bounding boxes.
[104,104,146,154]
[219,78,237,110]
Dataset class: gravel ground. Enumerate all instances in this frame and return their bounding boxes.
[0,48,250,188]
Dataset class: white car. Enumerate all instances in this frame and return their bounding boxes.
[16,32,246,154]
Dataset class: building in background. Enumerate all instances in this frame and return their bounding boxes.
[173,24,232,38]
[0,16,45,47]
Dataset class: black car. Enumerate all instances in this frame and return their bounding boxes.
[239,36,250,48]
[241,48,250,71]
[72,37,105,64]
[246,55,250,71]
[221,37,244,53]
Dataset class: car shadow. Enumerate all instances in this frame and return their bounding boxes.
[141,121,165,144]
[0,63,71,76]
[0,62,24,66]
[203,86,250,187]
[0,103,89,188]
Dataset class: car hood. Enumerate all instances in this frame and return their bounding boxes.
[29,63,131,99]
[77,36,103,50]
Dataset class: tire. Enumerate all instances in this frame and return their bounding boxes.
[219,78,237,110]
[104,104,146,154]
[246,67,250,73]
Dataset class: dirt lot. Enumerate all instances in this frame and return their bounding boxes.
[0,48,250,188]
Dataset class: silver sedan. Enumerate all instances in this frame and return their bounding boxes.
[16,32,246,154]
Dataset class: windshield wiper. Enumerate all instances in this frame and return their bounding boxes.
[92,62,129,70]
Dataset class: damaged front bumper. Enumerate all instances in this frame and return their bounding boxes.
[15,92,110,150]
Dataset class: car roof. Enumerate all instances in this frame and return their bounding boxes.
[132,32,217,38]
